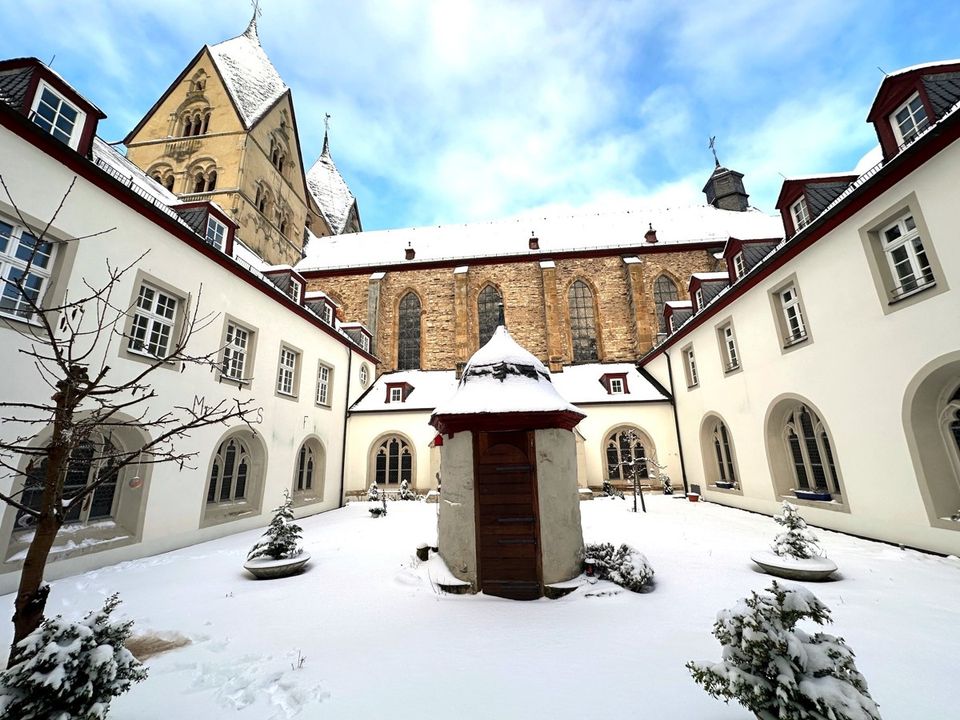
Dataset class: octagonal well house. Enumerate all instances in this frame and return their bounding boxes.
[430,325,586,600]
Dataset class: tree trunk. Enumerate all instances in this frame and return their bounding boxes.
[9,510,61,664]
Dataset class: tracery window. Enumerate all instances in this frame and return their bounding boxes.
[206,436,251,504]
[397,292,421,370]
[477,284,502,347]
[296,444,315,493]
[604,428,649,482]
[783,404,840,495]
[711,419,737,486]
[941,386,960,482]
[568,279,598,362]
[15,432,122,530]
[652,275,678,334]
[373,436,413,486]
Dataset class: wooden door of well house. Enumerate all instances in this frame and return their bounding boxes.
[474,430,542,600]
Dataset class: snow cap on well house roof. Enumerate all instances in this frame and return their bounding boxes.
[208,16,287,128]
[296,204,784,273]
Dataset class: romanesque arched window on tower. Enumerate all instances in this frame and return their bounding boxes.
[568,279,598,362]
[653,275,679,333]
[477,284,502,347]
[397,292,422,370]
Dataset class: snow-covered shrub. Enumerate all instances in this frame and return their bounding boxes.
[661,475,674,495]
[687,581,881,720]
[772,501,823,560]
[601,480,624,499]
[583,542,654,592]
[247,491,302,561]
[398,480,417,501]
[950,508,960,522]
[0,594,147,719]
[366,482,380,502]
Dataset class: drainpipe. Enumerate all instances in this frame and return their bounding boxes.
[337,348,353,509]
[664,351,690,496]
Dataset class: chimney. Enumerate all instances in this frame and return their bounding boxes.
[405,242,415,261]
[529,232,539,250]
[644,224,658,244]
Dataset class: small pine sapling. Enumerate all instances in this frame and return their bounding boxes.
[772,501,824,560]
[398,479,417,501]
[582,542,654,592]
[687,581,882,720]
[0,594,147,718]
[247,491,303,561]
[367,481,380,502]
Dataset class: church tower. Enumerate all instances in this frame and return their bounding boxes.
[124,14,322,265]
[701,139,750,212]
[306,125,362,235]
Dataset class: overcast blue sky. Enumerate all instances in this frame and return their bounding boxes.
[4,1,959,230]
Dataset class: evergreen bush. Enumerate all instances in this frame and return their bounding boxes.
[601,480,624,499]
[366,482,380,502]
[398,480,417,501]
[247,491,303,561]
[772,501,823,560]
[0,594,147,719]
[583,542,654,592]
[687,581,881,720]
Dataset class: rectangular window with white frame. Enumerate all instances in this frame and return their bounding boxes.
[316,363,332,406]
[389,386,403,403]
[769,278,811,351]
[205,215,227,251]
[682,345,699,388]
[890,92,930,146]
[694,288,704,313]
[733,252,746,280]
[277,346,298,397]
[609,377,624,394]
[321,302,333,325]
[29,80,86,149]
[0,218,55,322]
[287,277,302,303]
[718,322,740,373]
[791,196,811,233]
[128,283,178,358]
[880,213,935,299]
[221,322,253,382]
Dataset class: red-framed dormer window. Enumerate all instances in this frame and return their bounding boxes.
[385,382,414,403]
[599,373,630,395]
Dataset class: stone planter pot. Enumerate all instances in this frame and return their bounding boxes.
[750,550,837,581]
[243,551,311,579]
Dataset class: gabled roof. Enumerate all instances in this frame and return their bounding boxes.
[208,17,287,129]
[306,132,359,235]
[867,59,960,122]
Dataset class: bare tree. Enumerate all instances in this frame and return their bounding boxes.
[0,176,261,663]
[608,429,667,513]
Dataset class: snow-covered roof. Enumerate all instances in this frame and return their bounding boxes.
[91,138,180,206]
[296,204,784,273]
[664,300,692,310]
[692,272,730,282]
[551,363,667,403]
[208,18,287,129]
[853,145,883,176]
[352,370,458,412]
[306,136,357,236]
[880,58,960,81]
[433,327,581,417]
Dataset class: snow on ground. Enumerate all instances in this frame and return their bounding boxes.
[2,496,958,719]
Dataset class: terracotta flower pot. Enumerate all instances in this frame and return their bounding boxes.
[686,492,700,503]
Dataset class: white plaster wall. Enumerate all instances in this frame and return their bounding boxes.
[437,431,477,586]
[654,137,960,556]
[0,126,364,591]
[534,428,584,584]
[343,410,439,495]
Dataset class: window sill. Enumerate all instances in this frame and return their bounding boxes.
[201,501,260,527]
[888,280,936,305]
[292,493,324,507]
[782,334,809,349]
[779,493,848,513]
[275,390,299,401]
[5,522,133,564]
[686,383,699,390]
[723,363,742,376]
[219,374,250,387]
[124,347,180,369]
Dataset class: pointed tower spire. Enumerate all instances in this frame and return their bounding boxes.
[244,0,262,42]
[322,113,331,156]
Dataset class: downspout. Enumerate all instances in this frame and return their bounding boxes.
[337,348,353,509]
[664,351,690,496]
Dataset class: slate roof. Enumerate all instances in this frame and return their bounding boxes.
[923,72,960,118]
[740,241,779,273]
[208,18,287,128]
[306,134,358,236]
[805,181,855,217]
[0,65,32,109]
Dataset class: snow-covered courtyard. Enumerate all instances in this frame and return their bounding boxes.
[2,495,957,719]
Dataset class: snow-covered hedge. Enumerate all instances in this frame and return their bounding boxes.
[0,594,147,719]
[772,501,824,560]
[583,542,654,592]
[687,581,881,720]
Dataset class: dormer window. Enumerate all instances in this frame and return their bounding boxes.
[205,215,227,251]
[694,288,704,313]
[609,377,624,394]
[287,277,302,303]
[733,252,746,280]
[389,386,403,403]
[791,196,811,232]
[890,92,929,146]
[600,372,629,395]
[29,81,85,149]
[321,302,333,325]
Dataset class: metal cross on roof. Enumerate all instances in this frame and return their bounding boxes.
[708,136,720,167]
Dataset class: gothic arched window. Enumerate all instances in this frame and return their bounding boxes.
[653,275,679,333]
[201,112,210,134]
[205,170,217,192]
[15,432,122,530]
[193,172,205,194]
[568,280,598,362]
[477,284,502,347]
[164,176,175,192]
[182,115,193,136]
[604,427,650,482]
[783,404,840,494]
[941,386,960,480]
[373,435,413,486]
[207,436,251,504]
[397,292,421,370]
[294,440,324,499]
[711,419,737,486]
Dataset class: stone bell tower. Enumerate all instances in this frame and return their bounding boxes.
[702,136,750,212]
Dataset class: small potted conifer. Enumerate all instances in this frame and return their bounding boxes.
[243,490,310,579]
[750,501,837,581]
